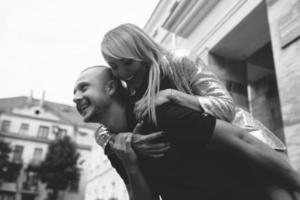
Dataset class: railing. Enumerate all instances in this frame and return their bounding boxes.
[22,181,38,192]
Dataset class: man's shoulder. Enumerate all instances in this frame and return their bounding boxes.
[155,102,216,128]
[156,102,204,119]
[156,101,190,113]
[155,102,216,152]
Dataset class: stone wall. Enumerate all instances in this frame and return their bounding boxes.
[266,0,300,171]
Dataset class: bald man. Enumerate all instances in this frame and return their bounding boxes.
[74,66,300,200]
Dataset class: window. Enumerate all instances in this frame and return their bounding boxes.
[19,123,29,134]
[12,145,24,163]
[33,148,43,161]
[69,176,80,192]
[0,192,15,200]
[79,131,88,136]
[1,120,11,132]
[24,171,39,191]
[110,181,117,200]
[55,128,67,140]
[37,126,49,139]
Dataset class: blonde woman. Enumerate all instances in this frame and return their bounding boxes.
[101,23,295,199]
[101,23,285,151]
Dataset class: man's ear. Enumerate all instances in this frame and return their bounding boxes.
[105,80,118,96]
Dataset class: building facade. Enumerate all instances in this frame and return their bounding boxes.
[0,96,97,200]
[84,141,128,200]
[144,0,300,171]
[85,0,300,199]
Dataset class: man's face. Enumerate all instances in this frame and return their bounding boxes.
[73,68,111,123]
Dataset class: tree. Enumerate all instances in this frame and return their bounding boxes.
[0,140,22,183]
[0,139,12,182]
[38,136,80,200]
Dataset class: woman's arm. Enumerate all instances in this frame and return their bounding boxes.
[135,66,236,122]
[135,51,235,121]
[152,88,204,112]
[110,132,158,200]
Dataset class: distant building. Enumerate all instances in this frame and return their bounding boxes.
[144,0,300,171]
[86,1,300,199]
[0,95,97,200]
[84,140,128,200]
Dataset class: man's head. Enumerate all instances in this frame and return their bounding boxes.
[73,66,124,123]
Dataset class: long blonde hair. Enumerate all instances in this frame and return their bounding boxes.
[101,24,201,124]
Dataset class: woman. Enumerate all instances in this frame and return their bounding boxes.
[101,23,285,150]
[100,23,294,199]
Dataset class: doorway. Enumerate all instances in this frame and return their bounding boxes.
[208,1,284,140]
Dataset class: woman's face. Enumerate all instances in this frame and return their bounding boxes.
[104,55,148,89]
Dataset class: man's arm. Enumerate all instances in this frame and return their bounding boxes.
[108,133,159,200]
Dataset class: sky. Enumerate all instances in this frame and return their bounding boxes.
[0,0,159,105]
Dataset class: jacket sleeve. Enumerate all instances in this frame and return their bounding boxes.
[190,60,235,122]
[171,52,236,122]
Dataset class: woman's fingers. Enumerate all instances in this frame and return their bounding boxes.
[125,133,133,149]
[131,131,170,157]
[137,142,171,152]
[132,131,165,144]
[139,144,171,156]
[111,133,129,152]
[148,153,166,158]
[110,130,170,158]
[110,133,138,166]
[141,108,148,119]
[133,121,144,134]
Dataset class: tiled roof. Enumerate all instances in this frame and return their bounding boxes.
[0,96,97,129]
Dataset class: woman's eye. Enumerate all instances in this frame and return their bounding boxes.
[121,59,133,65]
[109,64,118,70]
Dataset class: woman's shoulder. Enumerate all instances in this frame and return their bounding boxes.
[169,48,191,58]
[168,49,204,66]
[166,49,207,77]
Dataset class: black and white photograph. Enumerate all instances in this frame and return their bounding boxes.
[1,0,300,200]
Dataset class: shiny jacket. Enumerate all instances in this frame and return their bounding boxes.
[169,51,286,150]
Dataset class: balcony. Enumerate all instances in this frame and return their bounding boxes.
[21,166,39,195]
[21,181,38,194]
[0,161,22,183]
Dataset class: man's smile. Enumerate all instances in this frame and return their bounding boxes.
[77,100,91,116]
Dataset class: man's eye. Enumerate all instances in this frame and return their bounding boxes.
[81,85,88,91]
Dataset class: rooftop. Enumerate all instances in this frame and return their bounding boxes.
[0,96,97,129]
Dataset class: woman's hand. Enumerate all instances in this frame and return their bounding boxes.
[135,89,173,119]
[110,132,138,170]
[131,121,171,158]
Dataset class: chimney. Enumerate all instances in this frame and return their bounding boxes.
[39,91,45,107]
[27,90,33,104]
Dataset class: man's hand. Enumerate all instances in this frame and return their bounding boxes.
[110,132,138,170]
[131,121,171,158]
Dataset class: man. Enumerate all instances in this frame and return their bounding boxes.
[74,66,300,200]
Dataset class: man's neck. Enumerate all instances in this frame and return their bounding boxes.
[102,103,128,133]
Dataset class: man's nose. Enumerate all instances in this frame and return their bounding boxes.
[73,91,82,103]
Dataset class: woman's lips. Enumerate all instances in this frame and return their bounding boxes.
[123,74,134,81]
